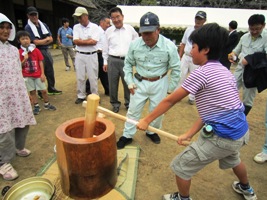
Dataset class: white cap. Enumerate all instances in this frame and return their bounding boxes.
[72,7,88,17]
[0,13,15,41]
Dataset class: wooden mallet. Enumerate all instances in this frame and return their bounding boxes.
[82,100,190,145]
[82,94,100,138]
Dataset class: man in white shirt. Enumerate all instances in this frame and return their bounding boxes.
[72,7,100,104]
[178,11,206,105]
[103,7,139,113]
[97,16,110,96]
[85,16,111,96]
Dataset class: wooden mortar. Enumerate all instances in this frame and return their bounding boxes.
[55,117,117,199]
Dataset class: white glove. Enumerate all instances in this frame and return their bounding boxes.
[128,83,137,90]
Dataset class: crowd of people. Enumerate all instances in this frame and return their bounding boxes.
[0,5,266,200]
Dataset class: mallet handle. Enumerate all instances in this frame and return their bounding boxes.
[82,101,190,145]
[83,94,100,138]
[97,106,180,141]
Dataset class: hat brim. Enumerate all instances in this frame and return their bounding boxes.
[72,12,83,17]
[195,15,206,19]
[28,11,38,15]
[139,26,158,33]
[0,13,15,41]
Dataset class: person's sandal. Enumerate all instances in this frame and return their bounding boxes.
[16,148,31,157]
[0,163,19,181]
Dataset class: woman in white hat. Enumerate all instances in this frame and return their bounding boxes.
[0,13,36,181]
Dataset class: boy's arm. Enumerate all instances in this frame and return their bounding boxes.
[177,118,204,145]
[137,87,189,130]
[21,54,29,67]
[39,60,46,82]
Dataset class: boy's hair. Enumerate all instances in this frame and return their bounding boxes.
[229,20,238,29]
[109,7,123,17]
[248,14,265,26]
[62,18,69,25]
[16,30,30,41]
[189,23,228,60]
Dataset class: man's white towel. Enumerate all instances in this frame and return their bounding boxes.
[27,19,49,38]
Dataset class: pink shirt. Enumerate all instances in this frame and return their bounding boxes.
[0,42,36,134]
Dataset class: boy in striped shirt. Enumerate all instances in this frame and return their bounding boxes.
[137,23,256,200]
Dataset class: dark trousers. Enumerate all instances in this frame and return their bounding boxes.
[86,52,109,95]
[40,49,56,92]
[98,52,109,94]
[108,56,130,108]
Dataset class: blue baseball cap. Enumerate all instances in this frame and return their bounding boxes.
[139,12,160,33]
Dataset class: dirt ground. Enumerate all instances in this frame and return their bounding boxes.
[1,52,267,200]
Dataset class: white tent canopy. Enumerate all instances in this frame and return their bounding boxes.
[118,5,267,32]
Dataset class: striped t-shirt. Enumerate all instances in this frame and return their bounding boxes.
[182,60,248,140]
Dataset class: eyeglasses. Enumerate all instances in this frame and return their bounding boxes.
[110,15,122,21]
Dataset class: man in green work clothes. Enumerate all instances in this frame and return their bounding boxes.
[116,12,181,149]
[230,14,267,115]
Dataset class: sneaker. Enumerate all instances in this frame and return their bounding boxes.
[188,99,194,105]
[2,186,11,196]
[44,103,57,111]
[253,152,267,163]
[48,89,62,95]
[16,148,31,157]
[146,132,161,144]
[163,192,192,200]
[75,98,86,104]
[0,163,19,181]
[117,136,133,149]
[232,181,257,200]
[65,66,70,71]
[113,106,120,113]
[33,105,41,115]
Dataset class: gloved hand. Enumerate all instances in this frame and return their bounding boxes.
[128,83,137,95]
[228,52,238,63]
[128,83,137,90]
